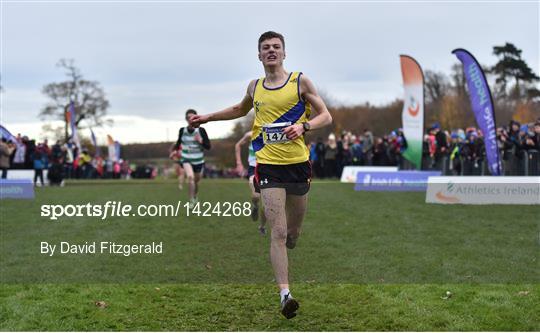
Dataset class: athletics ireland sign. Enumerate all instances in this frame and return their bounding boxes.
[426,176,540,205]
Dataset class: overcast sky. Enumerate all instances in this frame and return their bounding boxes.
[1,1,539,144]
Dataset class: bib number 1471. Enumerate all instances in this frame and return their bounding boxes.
[266,131,288,142]
[262,122,292,145]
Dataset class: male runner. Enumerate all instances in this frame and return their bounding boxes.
[190,31,332,319]
[235,130,267,234]
[174,109,211,208]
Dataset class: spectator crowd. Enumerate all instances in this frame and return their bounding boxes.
[308,119,540,178]
[308,128,408,178]
[2,118,539,185]
[0,134,137,186]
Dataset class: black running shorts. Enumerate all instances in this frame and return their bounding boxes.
[254,161,311,195]
[182,161,205,174]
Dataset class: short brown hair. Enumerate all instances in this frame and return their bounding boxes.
[258,31,285,51]
[185,109,197,119]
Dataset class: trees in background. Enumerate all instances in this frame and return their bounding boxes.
[244,42,539,143]
[489,42,540,126]
[337,42,539,135]
[490,42,540,101]
[40,59,111,142]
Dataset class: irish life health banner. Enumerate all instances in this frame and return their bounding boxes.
[400,55,425,169]
[452,49,502,175]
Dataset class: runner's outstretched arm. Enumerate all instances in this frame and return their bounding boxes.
[190,80,256,127]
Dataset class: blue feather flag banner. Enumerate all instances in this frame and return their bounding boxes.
[452,48,502,176]
[90,128,101,157]
[0,124,17,142]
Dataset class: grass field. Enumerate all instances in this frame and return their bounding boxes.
[1,179,539,331]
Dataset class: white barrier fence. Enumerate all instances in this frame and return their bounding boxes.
[7,169,49,180]
[426,176,540,205]
[5,169,49,184]
[7,169,49,183]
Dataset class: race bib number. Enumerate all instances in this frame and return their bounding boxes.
[262,122,292,145]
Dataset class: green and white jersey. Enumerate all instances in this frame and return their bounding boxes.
[248,143,256,167]
[180,127,205,165]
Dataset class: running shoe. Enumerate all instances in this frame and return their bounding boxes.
[280,293,299,319]
[188,197,198,209]
[251,203,259,222]
[285,235,297,249]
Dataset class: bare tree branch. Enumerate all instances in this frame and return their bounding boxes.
[40,59,111,141]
